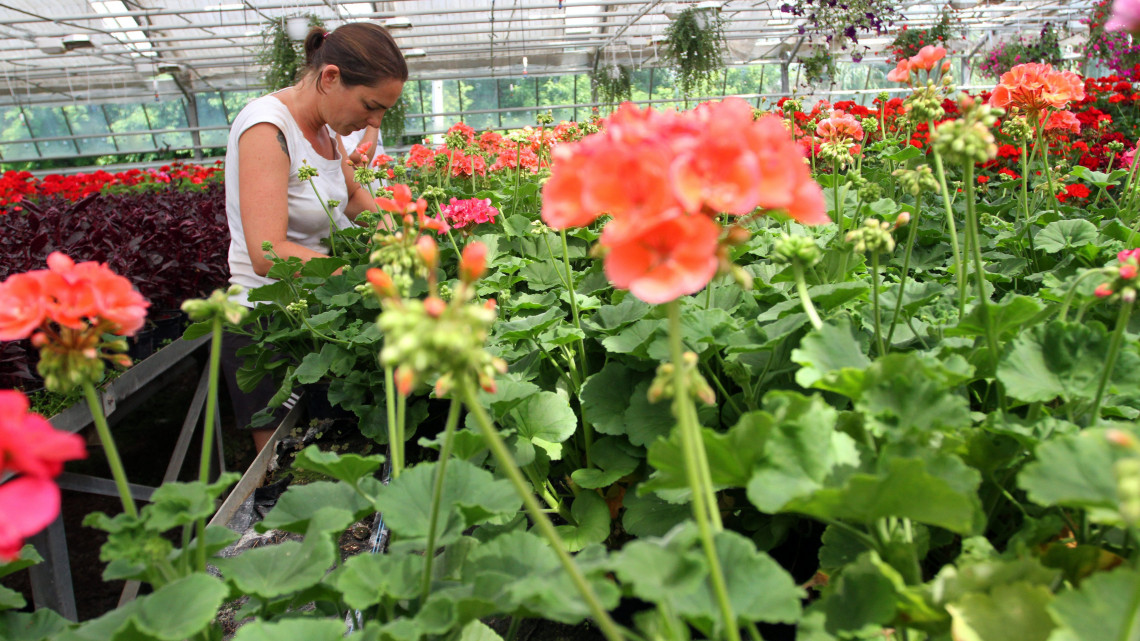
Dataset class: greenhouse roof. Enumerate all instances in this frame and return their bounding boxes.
[0,0,1098,109]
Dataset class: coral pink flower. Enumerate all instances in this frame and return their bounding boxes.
[460,242,488,284]
[989,63,1085,115]
[0,391,86,479]
[1107,0,1140,33]
[815,109,865,143]
[886,59,911,83]
[372,154,394,167]
[909,45,947,72]
[0,476,62,561]
[72,262,149,336]
[602,214,721,304]
[1044,110,1081,134]
[0,273,49,341]
[439,198,499,229]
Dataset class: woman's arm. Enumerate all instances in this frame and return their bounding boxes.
[238,122,329,276]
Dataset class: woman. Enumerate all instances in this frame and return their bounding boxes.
[222,22,407,452]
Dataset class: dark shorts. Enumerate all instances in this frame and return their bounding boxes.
[220,330,300,431]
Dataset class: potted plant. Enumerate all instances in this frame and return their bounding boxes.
[257,14,325,92]
[780,0,902,61]
[889,11,956,62]
[663,5,726,97]
[591,64,633,108]
[799,48,838,86]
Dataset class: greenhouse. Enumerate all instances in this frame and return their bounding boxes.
[1,0,1139,639]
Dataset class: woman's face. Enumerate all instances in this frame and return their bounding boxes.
[323,70,405,137]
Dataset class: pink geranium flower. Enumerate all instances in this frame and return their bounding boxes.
[0,391,86,479]
[1107,0,1140,34]
[0,476,62,560]
[439,197,500,229]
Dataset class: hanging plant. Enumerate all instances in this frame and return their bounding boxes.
[889,11,957,62]
[663,6,726,97]
[591,64,633,107]
[978,23,1065,78]
[799,48,837,86]
[256,14,325,92]
[380,95,408,147]
[780,0,901,60]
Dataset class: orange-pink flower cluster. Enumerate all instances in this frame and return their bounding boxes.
[989,63,1086,117]
[541,97,827,304]
[0,252,149,341]
[0,390,86,559]
[886,45,949,84]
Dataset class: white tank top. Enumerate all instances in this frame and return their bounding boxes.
[225,93,354,306]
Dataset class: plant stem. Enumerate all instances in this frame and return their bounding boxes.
[963,163,1005,411]
[384,366,401,479]
[459,380,625,641]
[1018,140,1040,272]
[885,196,920,346]
[559,230,590,383]
[1090,302,1132,428]
[793,261,824,330]
[307,180,342,259]
[420,399,462,603]
[195,317,224,570]
[667,301,738,641]
[81,382,137,518]
[871,251,886,356]
[1057,270,1110,322]
[930,128,965,319]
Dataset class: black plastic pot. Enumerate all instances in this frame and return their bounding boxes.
[151,309,187,343]
[128,327,156,361]
[302,382,356,422]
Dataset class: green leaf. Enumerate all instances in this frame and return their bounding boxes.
[257,479,380,535]
[300,256,349,279]
[570,436,640,489]
[946,582,1056,641]
[580,362,635,436]
[215,536,336,600]
[644,412,771,492]
[0,546,42,579]
[609,533,706,604]
[508,391,578,460]
[144,473,240,531]
[855,352,973,435]
[232,619,347,641]
[602,319,665,356]
[377,460,520,545]
[0,609,69,641]
[246,280,295,306]
[1048,567,1140,641]
[998,321,1140,404]
[294,347,334,385]
[293,445,384,485]
[949,296,1045,340]
[496,307,565,341]
[1018,430,1125,524]
[518,261,564,291]
[673,529,803,629]
[327,553,423,609]
[265,256,304,280]
[625,380,676,447]
[791,319,871,390]
[589,296,652,332]
[887,146,924,162]
[0,585,24,610]
[554,491,612,552]
[132,574,228,641]
[455,620,504,641]
[820,552,898,636]
[622,488,690,537]
[1035,219,1099,253]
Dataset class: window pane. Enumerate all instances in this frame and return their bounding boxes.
[62,104,117,155]
[498,77,534,129]
[23,106,77,157]
[146,100,191,148]
[537,75,574,123]
[103,102,154,152]
[194,92,229,147]
[0,108,37,160]
[460,78,498,130]
[222,91,259,123]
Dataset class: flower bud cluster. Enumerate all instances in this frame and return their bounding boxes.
[1108,141,1126,153]
[372,242,505,397]
[818,140,856,167]
[369,232,425,296]
[297,160,318,181]
[932,99,1002,166]
[181,285,249,326]
[904,84,946,122]
[846,218,896,254]
[354,166,377,187]
[861,117,880,135]
[36,330,129,393]
[647,351,716,405]
[536,111,555,126]
[1001,112,1034,141]
[858,181,883,203]
[1094,249,1140,304]
[772,233,822,267]
[893,165,940,197]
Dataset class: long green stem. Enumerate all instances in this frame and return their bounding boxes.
[195,317,224,570]
[560,230,589,380]
[420,399,462,603]
[667,302,737,641]
[460,380,625,641]
[1057,270,1111,322]
[871,252,885,356]
[1089,302,1132,428]
[964,163,1005,412]
[930,128,965,319]
[384,366,401,479]
[82,382,137,518]
[793,261,824,330]
[885,197,920,346]
[1018,140,1040,272]
[307,180,341,259]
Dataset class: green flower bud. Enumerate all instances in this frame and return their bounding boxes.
[846,218,896,254]
[773,233,822,267]
[297,160,318,181]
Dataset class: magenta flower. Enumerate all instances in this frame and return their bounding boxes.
[439,197,500,230]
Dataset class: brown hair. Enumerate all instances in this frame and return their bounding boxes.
[302,22,408,89]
